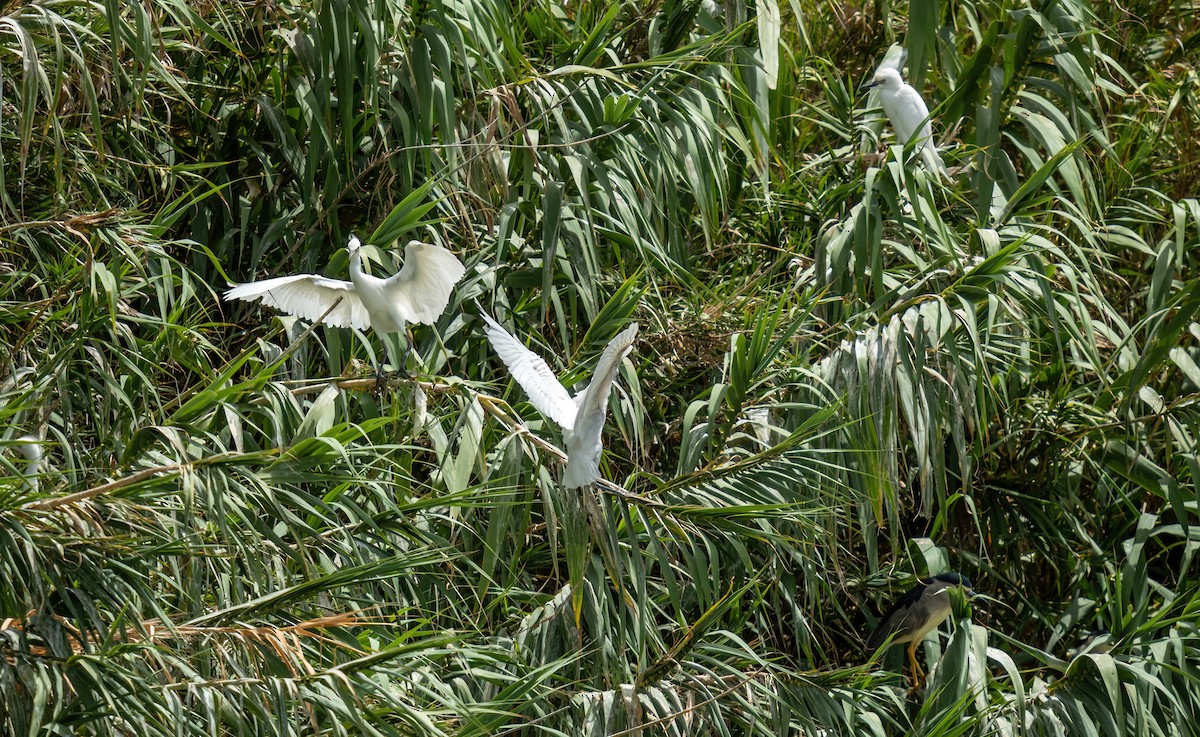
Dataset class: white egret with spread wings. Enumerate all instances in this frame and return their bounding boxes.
[224,235,466,385]
[482,314,638,489]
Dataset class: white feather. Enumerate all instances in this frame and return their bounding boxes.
[224,274,370,329]
[224,236,465,334]
[871,67,946,175]
[480,313,578,431]
[562,322,638,489]
[15,434,41,492]
[386,241,469,325]
[483,315,639,489]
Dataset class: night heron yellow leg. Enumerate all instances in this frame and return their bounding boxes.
[907,640,924,692]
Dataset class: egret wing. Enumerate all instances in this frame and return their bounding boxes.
[880,85,933,150]
[385,241,467,324]
[561,322,639,489]
[883,85,945,175]
[224,274,371,330]
[481,313,577,431]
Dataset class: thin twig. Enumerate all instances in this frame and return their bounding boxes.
[286,376,458,397]
[271,297,345,367]
[165,296,346,415]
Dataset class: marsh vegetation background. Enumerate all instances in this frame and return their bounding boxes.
[1,0,1199,734]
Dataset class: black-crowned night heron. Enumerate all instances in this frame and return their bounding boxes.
[867,572,975,689]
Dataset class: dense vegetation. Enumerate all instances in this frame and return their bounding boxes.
[2,0,1199,733]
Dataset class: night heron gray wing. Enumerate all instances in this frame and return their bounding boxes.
[868,580,935,649]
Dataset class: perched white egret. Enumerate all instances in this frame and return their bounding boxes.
[224,235,466,380]
[13,435,41,492]
[481,314,638,489]
[867,66,946,175]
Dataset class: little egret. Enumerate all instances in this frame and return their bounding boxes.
[866,66,946,175]
[481,314,638,489]
[224,236,466,383]
[13,435,42,492]
[868,572,975,691]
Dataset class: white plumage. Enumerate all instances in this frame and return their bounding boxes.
[481,314,638,489]
[14,435,41,492]
[224,236,466,334]
[869,66,946,174]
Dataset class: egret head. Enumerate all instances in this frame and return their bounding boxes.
[867,67,903,91]
[347,235,362,254]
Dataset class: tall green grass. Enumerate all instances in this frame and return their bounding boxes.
[0,0,1198,733]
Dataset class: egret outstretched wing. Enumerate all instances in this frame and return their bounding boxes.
[481,313,578,431]
[386,241,468,324]
[562,323,639,489]
[224,274,371,330]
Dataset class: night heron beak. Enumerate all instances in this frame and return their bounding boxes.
[866,571,976,693]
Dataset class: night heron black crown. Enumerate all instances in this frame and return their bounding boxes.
[930,572,972,588]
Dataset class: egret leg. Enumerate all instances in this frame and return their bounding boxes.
[373,336,389,397]
[397,330,413,377]
[376,331,413,395]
